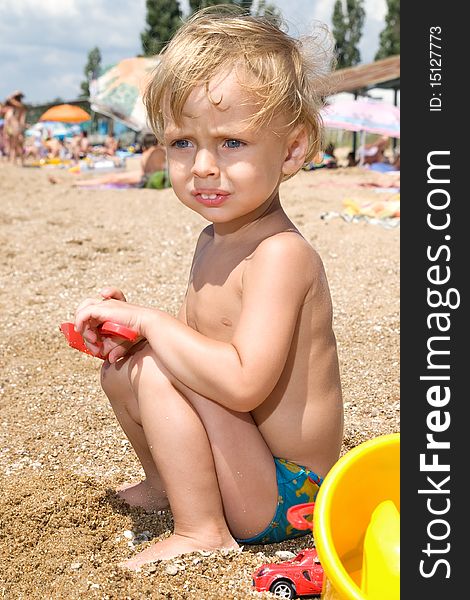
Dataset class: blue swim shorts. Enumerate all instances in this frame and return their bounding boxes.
[236,457,323,545]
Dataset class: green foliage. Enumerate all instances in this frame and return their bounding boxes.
[189,1,253,11]
[332,0,365,68]
[188,1,278,17]
[252,0,279,18]
[141,0,281,60]
[80,47,101,98]
[141,0,182,56]
[375,0,400,60]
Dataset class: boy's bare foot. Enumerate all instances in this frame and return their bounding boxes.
[117,480,169,512]
[120,532,240,570]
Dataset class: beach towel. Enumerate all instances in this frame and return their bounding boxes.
[320,193,400,229]
[343,194,400,219]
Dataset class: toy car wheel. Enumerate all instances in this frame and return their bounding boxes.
[269,579,296,599]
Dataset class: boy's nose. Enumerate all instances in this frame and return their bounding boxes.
[191,149,219,178]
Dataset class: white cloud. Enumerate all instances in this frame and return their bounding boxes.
[0,0,146,103]
[0,0,389,105]
[5,0,79,19]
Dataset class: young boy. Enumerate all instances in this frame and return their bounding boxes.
[74,6,343,570]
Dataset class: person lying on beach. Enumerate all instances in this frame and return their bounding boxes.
[73,6,343,570]
[71,134,168,188]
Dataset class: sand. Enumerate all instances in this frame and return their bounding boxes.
[0,159,399,599]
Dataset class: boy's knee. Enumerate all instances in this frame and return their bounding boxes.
[100,344,174,397]
[128,346,175,391]
[100,360,120,392]
[100,359,131,395]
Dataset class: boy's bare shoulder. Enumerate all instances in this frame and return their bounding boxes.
[253,231,323,269]
[247,231,325,291]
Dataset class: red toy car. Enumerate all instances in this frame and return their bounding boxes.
[252,548,324,598]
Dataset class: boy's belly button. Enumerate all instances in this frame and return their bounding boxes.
[220,317,233,327]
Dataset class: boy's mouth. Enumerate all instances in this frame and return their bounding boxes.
[192,189,229,207]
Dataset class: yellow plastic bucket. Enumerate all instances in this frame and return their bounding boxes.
[313,433,400,600]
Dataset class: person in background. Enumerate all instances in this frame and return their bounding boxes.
[103,132,119,156]
[323,142,338,168]
[70,130,90,162]
[23,132,47,161]
[0,102,6,158]
[3,90,27,166]
[346,151,358,167]
[70,133,168,188]
[357,135,389,166]
[44,136,63,159]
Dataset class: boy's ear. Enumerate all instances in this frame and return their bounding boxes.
[282,125,309,176]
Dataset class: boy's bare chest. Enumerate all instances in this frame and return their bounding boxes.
[185,248,246,339]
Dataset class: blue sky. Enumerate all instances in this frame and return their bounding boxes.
[0,0,388,105]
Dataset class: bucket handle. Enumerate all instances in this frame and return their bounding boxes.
[286,502,315,530]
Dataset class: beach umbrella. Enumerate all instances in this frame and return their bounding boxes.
[39,104,91,123]
[89,57,159,131]
[321,97,400,138]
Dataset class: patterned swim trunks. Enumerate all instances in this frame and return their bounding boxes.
[236,457,323,544]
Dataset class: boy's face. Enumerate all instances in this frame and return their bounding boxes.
[162,70,304,226]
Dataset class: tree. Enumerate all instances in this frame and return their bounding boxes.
[375,0,400,60]
[252,0,279,18]
[141,0,182,56]
[141,0,279,58]
[332,0,365,68]
[189,1,253,12]
[188,1,278,17]
[80,47,101,98]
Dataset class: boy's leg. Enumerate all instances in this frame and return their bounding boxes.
[120,345,240,568]
[131,348,279,541]
[171,379,279,541]
[101,358,168,511]
[102,343,279,567]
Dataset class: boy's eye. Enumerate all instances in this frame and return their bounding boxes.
[172,139,192,149]
[223,139,243,149]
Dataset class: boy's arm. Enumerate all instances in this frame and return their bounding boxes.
[76,234,318,411]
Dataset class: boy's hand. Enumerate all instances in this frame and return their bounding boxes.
[75,287,144,363]
[99,329,142,364]
[99,286,127,302]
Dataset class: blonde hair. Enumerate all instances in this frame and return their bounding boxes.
[144,5,335,164]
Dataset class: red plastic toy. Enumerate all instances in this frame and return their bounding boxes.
[252,548,324,599]
[286,502,315,531]
[59,321,138,360]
